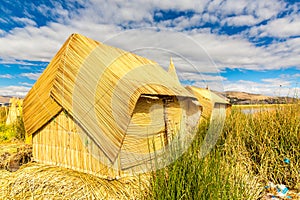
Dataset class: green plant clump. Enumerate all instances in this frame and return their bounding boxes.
[0,110,25,142]
[148,104,299,199]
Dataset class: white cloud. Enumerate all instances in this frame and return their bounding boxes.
[0,59,41,65]
[0,23,298,78]
[34,2,69,23]
[109,29,291,75]
[191,33,273,69]
[180,72,227,82]
[249,0,284,20]
[265,37,300,68]
[180,72,226,91]
[20,72,42,80]
[159,14,203,30]
[0,0,299,97]
[201,13,218,24]
[67,0,283,29]
[18,82,33,87]
[217,0,249,16]
[0,0,292,67]
[0,20,121,61]
[0,18,8,24]
[224,72,300,97]
[0,85,30,97]
[250,14,300,38]
[103,29,227,76]
[222,15,260,26]
[0,29,5,36]
[207,0,285,25]
[12,17,37,26]
[224,80,299,97]
[261,78,291,87]
[78,0,209,25]
[0,74,13,79]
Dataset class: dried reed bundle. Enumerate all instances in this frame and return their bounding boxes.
[0,163,150,199]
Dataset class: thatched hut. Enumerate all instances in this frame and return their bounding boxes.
[166,60,231,123]
[23,33,201,178]
[186,86,231,122]
[6,98,23,125]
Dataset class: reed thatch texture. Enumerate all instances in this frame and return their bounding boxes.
[5,98,23,125]
[23,34,99,137]
[33,110,121,178]
[0,163,150,199]
[121,96,181,171]
[23,33,201,178]
[186,86,231,122]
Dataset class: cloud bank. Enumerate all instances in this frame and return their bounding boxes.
[0,0,299,96]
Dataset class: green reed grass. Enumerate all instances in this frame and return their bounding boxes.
[224,104,300,188]
[0,107,25,142]
[148,103,299,199]
[0,107,7,124]
[147,122,257,200]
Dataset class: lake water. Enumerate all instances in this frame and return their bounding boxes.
[239,107,276,114]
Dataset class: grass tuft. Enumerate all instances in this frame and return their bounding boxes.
[148,103,300,199]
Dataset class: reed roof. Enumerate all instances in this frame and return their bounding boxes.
[186,86,230,105]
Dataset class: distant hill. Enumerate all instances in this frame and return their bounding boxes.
[220,91,298,105]
[0,96,12,103]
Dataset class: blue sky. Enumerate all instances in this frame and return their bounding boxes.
[0,0,299,97]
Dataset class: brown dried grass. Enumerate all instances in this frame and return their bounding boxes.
[0,162,150,199]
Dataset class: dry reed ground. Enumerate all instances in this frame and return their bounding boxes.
[0,144,32,172]
[0,162,150,199]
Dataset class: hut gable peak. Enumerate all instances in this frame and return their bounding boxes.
[167,57,180,83]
